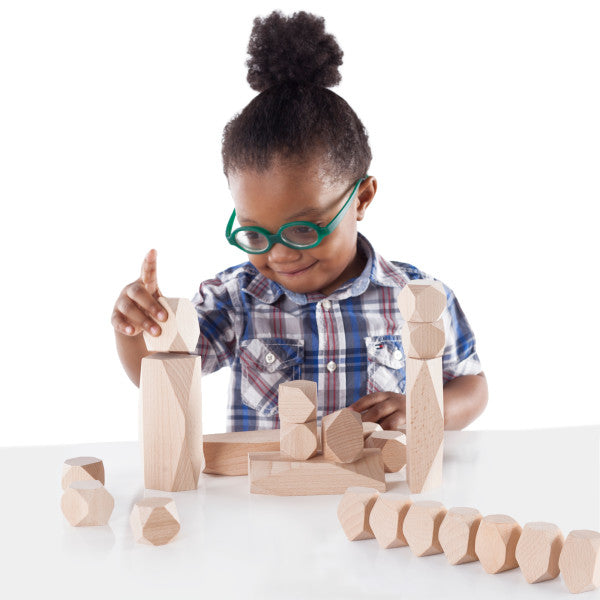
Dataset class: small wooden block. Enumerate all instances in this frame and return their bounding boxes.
[403,500,448,557]
[369,493,413,549]
[61,480,114,527]
[364,430,407,473]
[401,320,445,359]
[248,448,386,496]
[203,429,280,476]
[362,421,383,440]
[515,522,564,584]
[143,296,200,353]
[337,487,380,541]
[130,497,181,546]
[397,279,447,322]
[280,421,318,460]
[321,408,364,464]
[438,507,482,565]
[558,530,600,594]
[61,457,105,490]
[475,514,522,574]
[278,380,317,423]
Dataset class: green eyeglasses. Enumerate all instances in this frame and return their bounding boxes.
[225,175,368,254]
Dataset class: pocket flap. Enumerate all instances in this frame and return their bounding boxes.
[365,335,404,369]
[239,338,304,374]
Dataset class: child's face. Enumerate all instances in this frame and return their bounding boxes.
[228,158,376,297]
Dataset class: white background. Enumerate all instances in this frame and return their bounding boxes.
[1,0,599,446]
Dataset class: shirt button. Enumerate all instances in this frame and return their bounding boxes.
[321,300,332,310]
[326,360,337,372]
[265,352,276,365]
[393,349,403,360]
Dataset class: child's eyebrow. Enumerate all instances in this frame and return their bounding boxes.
[240,201,338,224]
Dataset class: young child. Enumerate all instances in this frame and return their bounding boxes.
[112,10,488,433]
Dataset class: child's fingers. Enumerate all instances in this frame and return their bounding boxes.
[379,412,406,431]
[140,249,160,297]
[349,392,390,414]
[126,281,168,323]
[360,398,399,424]
[111,309,139,336]
[116,296,162,337]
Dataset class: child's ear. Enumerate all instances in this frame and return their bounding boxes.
[355,176,377,221]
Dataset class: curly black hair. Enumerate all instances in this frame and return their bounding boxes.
[221,10,372,185]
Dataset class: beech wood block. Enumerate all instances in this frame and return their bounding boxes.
[364,430,407,473]
[475,514,522,574]
[397,279,446,322]
[143,296,200,353]
[362,421,383,440]
[337,487,380,541]
[278,380,317,423]
[140,352,203,492]
[321,408,363,464]
[61,457,105,490]
[203,430,280,476]
[130,497,181,546]
[61,480,114,527]
[515,522,564,584]
[438,507,482,565]
[280,420,318,460]
[369,493,412,549]
[401,320,445,359]
[403,500,448,557]
[405,357,444,493]
[558,530,600,594]
[248,448,386,496]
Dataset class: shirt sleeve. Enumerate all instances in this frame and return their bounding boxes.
[190,276,237,375]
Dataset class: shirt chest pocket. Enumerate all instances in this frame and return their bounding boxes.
[238,338,304,417]
[365,335,406,395]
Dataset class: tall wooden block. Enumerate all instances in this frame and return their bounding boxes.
[321,408,363,464]
[130,497,181,546]
[140,352,203,492]
[337,487,380,541]
[143,296,200,353]
[397,279,446,322]
[364,430,407,473]
[475,514,522,574]
[369,493,413,549]
[61,480,114,527]
[280,421,318,460]
[558,530,600,594]
[438,507,482,565]
[405,357,444,493]
[515,522,564,584]
[278,380,317,423]
[401,320,445,359]
[61,457,105,490]
[403,500,448,557]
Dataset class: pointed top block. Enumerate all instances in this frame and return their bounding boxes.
[278,380,317,423]
[397,280,447,323]
[61,457,105,490]
[143,297,200,353]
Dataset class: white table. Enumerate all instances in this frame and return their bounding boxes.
[1,427,599,599]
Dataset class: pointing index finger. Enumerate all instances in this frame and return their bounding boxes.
[141,249,159,297]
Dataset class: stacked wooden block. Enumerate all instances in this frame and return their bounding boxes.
[397,279,447,493]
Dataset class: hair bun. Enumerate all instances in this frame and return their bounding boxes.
[246,10,343,92]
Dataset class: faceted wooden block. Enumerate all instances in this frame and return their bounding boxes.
[280,420,318,460]
[403,500,448,557]
[364,430,407,473]
[438,507,482,565]
[362,421,383,440]
[397,279,446,322]
[369,493,412,549]
[475,514,522,574]
[130,497,181,546]
[278,380,317,423]
[515,522,564,584]
[140,353,203,492]
[321,408,363,464]
[143,296,200,353]
[558,530,600,594]
[61,480,114,527]
[401,320,445,359]
[61,457,105,490]
[337,487,380,541]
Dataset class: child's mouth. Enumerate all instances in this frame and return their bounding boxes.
[276,261,318,277]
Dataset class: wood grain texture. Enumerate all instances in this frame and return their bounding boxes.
[475,514,522,574]
[280,420,318,461]
[60,480,114,527]
[337,487,380,541]
[362,421,383,440]
[403,500,448,557]
[397,279,446,322]
[61,457,105,490]
[130,497,181,546]
[369,493,412,549]
[438,507,482,565]
[143,296,200,353]
[515,522,563,584]
[278,380,317,423]
[321,408,364,464]
[364,430,407,473]
[558,530,600,594]
[401,320,445,359]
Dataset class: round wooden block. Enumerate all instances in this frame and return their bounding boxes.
[401,320,445,359]
[364,431,406,473]
[438,507,482,565]
[368,493,412,549]
[397,280,446,322]
[130,497,181,546]
[61,480,114,527]
[475,514,522,574]
[280,421,318,460]
[337,487,380,541]
[61,456,105,490]
[558,530,600,594]
[402,500,447,557]
[515,522,563,584]
[322,408,363,464]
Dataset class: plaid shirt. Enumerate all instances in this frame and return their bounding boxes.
[192,232,482,432]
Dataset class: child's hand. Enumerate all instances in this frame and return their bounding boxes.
[111,249,168,337]
[349,392,406,430]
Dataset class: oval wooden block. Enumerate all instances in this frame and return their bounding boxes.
[61,457,105,490]
[364,430,407,473]
[475,514,522,574]
[322,408,363,464]
[369,493,412,549]
[401,320,445,359]
[337,487,380,541]
[280,421,318,461]
[403,500,447,557]
[515,522,564,584]
[397,280,446,322]
[61,480,114,527]
[438,507,482,565]
[130,497,181,546]
[143,297,200,353]
[558,530,600,594]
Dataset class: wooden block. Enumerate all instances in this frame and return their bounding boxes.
[403,500,448,557]
[475,514,522,574]
[369,493,413,549]
[397,279,446,322]
[140,353,203,492]
[515,522,564,584]
[60,480,114,527]
[203,429,280,476]
[438,507,482,565]
[558,530,600,594]
[362,421,383,440]
[61,457,105,490]
[248,448,386,496]
[278,380,317,423]
[337,487,380,541]
[130,497,181,546]
[401,320,445,359]
[405,357,444,493]
[280,421,318,460]
[364,430,407,473]
[143,296,200,353]
[321,408,363,464]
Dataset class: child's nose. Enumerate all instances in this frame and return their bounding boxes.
[267,242,303,262]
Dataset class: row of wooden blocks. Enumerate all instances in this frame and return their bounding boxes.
[337,487,600,594]
[60,457,180,546]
